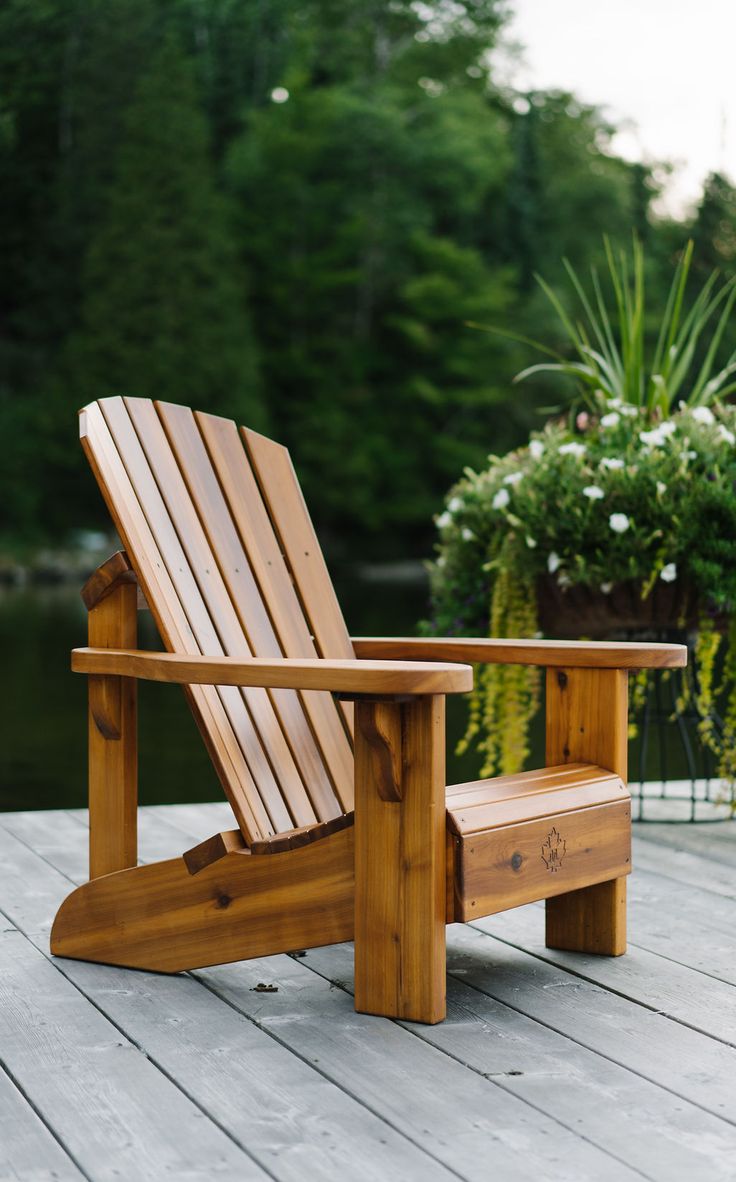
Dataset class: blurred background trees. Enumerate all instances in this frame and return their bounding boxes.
[1,0,735,558]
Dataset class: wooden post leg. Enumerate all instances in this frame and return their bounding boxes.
[354,695,446,1023]
[544,667,629,956]
[87,581,138,879]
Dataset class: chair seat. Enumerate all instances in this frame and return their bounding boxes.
[445,763,631,922]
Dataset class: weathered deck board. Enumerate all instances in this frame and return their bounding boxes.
[303,941,736,1180]
[0,823,461,1182]
[0,803,734,1181]
[0,1055,86,1182]
[0,812,635,1182]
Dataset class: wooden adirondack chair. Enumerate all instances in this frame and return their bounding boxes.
[51,397,687,1023]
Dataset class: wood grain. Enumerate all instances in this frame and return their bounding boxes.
[102,395,299,834]
[243,426,355,662]
[72,647,474,695]
[87,578,138,879]
[447,763,626,835]
[182,828,247,874]
[80,400,274,842]
[194,407,356,802]
[354,696,446,1024]
[544,666,630,955]
[454,799,631,922]
[353,636,687,670]
[51,826,355,973]
[81,549,137,611]
[146,399,343,825]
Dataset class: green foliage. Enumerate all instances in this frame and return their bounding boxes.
[66,34,261,419]
[428,398,736,778]
[514,239,736,414]
[0,0,734,560]
[226,52,516,548]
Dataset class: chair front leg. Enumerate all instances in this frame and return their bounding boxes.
[354,695,446,1023]
[544,666,629,955]
[86,565,138,880]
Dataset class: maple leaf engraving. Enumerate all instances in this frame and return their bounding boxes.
[541,827,566,872]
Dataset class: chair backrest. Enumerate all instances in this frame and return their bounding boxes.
[80,397,355,843]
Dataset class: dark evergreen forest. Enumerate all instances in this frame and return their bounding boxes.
[2,0,735,560]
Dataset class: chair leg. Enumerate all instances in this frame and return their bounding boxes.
[353,695,446,1023]
[544,666,629,956]
[546,877,626,955]
[87,578,138,879]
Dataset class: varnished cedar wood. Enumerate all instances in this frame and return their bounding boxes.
[75,398,632,1016]
[80,397,355,843]
[71,646,473,695]
[87,579,138,878]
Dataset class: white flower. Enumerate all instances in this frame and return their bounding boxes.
[525,536,537,549]
[718,424,736,446]
[447,496,463,513]
[492,487,510,510]
[621,404,639,417]
[600,412,620,428]
[691,406,715,426]
[600,582,613,594]
[547,551,561,573]
[436,511,451,529]
[660,562,677,583]
[606,397,623,409]
[558,441,586,458]
[461,527,474,542]
[529,439,545,460]
[684,449,698,461]
[557,573,572,589]
[656,481,667,496]
[583,485,605,500]
[609,513,630,534]
[436,555,446,568]
[639,422,675,448]
[503,471,524,485]
[600,457,624,471]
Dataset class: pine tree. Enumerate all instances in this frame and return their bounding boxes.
[66,31,262,426]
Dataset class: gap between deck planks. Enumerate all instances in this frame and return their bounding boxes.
[0,810,643,1182]
[5,805,736,1178]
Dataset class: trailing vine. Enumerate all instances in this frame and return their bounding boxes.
[457,550,540,776]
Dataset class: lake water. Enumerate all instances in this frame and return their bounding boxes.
[0,571,490,813]
[0,572,708,815]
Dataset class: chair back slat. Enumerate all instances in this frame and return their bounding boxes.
[242,428,354,661]
[81,397,355,838]
[80,400,274,840]
[152,399,349,819]
[194,409,354,811]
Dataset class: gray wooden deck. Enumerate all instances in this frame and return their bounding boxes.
[1,802,735,1181]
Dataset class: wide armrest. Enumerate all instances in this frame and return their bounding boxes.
[71,648,473,695]
[352,637,687,670]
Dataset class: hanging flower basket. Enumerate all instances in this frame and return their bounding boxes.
[536,575,701,639]
[427,240,736,803]
[425,399,736,787]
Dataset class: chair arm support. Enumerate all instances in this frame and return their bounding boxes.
[351,637,687,671]
[71,647,473,696]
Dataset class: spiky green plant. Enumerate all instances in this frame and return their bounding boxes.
[511,239,736,413]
